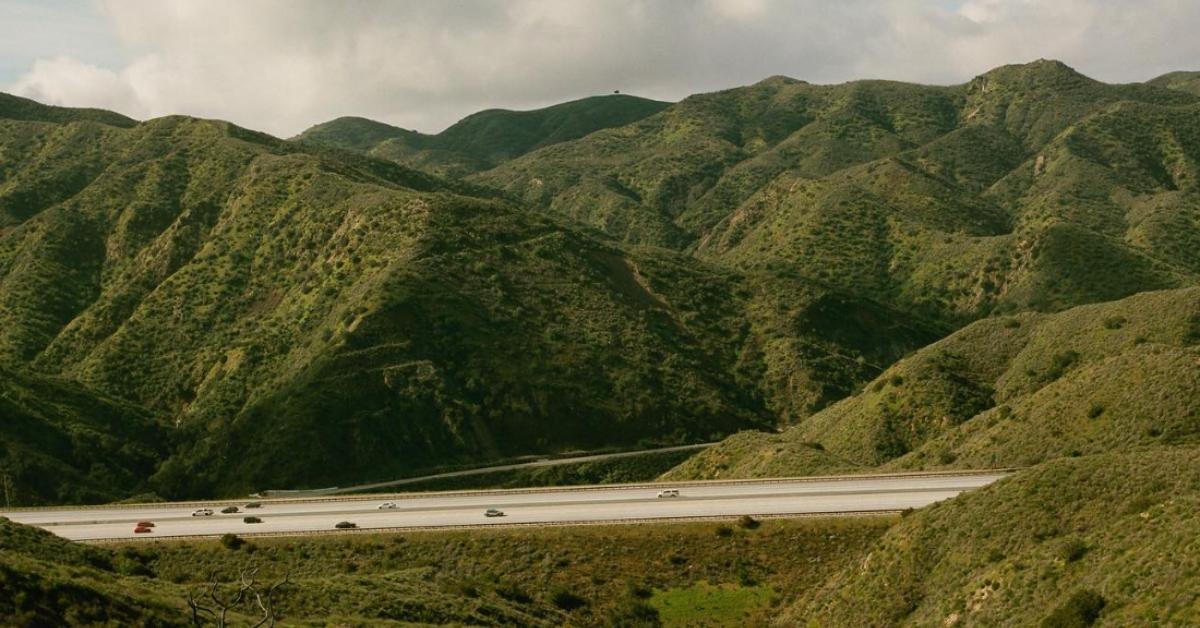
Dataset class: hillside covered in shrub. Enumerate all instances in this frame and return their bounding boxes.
[2,60,1199,503]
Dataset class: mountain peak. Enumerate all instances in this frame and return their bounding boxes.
[972,59,1095,92]
[753,75,804,87]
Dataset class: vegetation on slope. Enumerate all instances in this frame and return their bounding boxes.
[0,515,888,626]
[296,94,670,177]
[672,287,1200,479]
[0,363,164,505]
[786,448,1200,626]
[1148,70,1200,96]
[0,104,785,500]
[475,61,1200,330]
[3,59,1200,504]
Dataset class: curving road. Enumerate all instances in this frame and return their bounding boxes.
[2,472,1008,541]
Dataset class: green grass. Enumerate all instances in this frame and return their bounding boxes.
[651,581,776,627]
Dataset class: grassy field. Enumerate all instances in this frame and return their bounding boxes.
[651,581,776,627]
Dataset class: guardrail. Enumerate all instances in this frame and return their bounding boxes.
[79,509,906,544]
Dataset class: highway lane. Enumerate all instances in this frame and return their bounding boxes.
[1,472,1008,541]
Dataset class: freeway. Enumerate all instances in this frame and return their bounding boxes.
[2,472,1008,542]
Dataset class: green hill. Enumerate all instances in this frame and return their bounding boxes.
[666,287,1200,480]
[295,94,670,177]
[0,91,951,501]
[784,447,1200,626]
[476,61,1200,323]
[0,363,164,505]
[1148,70,1200,96]
[0,104,780,499]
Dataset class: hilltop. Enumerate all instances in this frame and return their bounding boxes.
[295,94,670,177]
[1148,70,1200,96]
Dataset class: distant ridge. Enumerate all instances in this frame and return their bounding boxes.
[295,93,670,176]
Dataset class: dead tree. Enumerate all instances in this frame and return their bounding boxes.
[185,565,293,627]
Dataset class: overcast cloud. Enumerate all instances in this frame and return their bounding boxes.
[3,0,1199,136]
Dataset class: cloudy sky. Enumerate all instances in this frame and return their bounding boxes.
[3,0,1198,136]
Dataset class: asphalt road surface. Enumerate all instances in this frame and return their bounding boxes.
[3,472,1007,541]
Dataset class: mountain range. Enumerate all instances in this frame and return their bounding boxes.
[1,60,1198,504]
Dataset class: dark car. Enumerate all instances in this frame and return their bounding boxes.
[221,506,240,514]
[334,521,357,529]
[243,516,262,524]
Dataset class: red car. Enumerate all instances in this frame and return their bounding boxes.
[136,521,155,528]
[133,526,153,534]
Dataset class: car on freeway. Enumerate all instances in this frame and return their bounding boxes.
[378,502,398,510]
[192,508,214,517]
[221,506,240,514]
[243,516,262,524]
[484,508,505,517]
[136,521,155,528]
[244,502,262,509]
[335,521,357,529]
[133,526,153,534]
[656,489,680,498]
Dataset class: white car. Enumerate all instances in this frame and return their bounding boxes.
[191,508,214,517]
[484,508,505,517]
[657,489,680,498]
[378,502,398,510]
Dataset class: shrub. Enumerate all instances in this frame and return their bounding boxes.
[737,515,760,530]
[495,581,532,604]
[219,533,244,550]
[1102,316,1126,330]
[1041,589,1105,627]
[1086,403,1105,419]
[1046,350,1081,381]
[550,587,587,611]
[605,597,661,627]
[715,525,734,537]
[1057,537,1089,563]
[628,583,653,599]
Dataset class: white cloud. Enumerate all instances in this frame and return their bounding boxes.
[3,0,1199,137]
[9,56,142,116]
